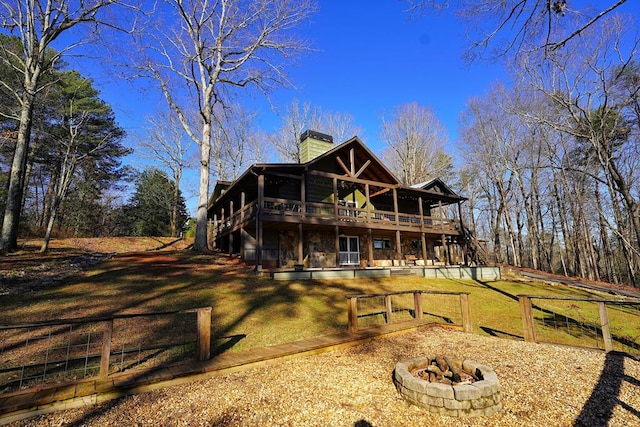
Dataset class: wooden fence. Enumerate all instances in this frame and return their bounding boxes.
[518,295,640,354]
[0,307,212,393]
[346,290,472,333]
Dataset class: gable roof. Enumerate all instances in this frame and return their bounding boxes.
[410,178,459,197]
[208,135,465,210]
[304,136,400,185]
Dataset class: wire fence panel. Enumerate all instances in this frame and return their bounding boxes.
[421,294,463,326]
[356,295,387,329]
[532,299,603,349]
[521,295,640,357]
[0,322,104,393]
[389,293,417,323]
[109,313,197,375]
[0,308,208,395]
[347,291,469,332]
[606,302,640,355]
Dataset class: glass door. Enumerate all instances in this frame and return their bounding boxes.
[339,236,360,266]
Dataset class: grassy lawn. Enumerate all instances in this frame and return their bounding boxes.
[3,246,639,357]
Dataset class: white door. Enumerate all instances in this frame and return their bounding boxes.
[339,236,360,266]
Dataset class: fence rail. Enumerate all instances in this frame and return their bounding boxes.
[0,307,212,394]
[518,295,640,355]
[346,290,472,333]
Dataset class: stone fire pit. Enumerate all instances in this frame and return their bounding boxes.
[393,355,502,417]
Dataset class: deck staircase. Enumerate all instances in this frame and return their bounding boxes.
[457,224,493,265]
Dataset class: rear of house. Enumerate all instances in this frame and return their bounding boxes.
[208,131,482,271]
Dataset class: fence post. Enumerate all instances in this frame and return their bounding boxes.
[100,319,113,379]
[348,297,358,332]
[459,293,473,332]
[598,301,613,353]
[519,296,537,342]
[384,294,393,324]
[196,307,212,361]
[413,292,423,320]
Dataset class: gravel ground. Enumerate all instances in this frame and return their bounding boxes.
[12,327,640,427]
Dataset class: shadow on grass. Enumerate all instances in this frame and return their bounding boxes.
[462,279,640,353]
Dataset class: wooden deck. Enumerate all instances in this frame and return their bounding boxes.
[0,320,448,424]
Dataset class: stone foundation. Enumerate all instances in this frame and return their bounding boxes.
[393,356,502,417]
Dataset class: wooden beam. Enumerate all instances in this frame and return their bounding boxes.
[350,148,355,176]
[306,169,396,189]
[354,160,371,179]
[370,187,391,198]
[336,156,352,176]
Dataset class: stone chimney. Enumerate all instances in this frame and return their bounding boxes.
[299,130,334,163]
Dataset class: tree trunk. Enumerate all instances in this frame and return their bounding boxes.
[1,94,35,253]
[40,194,62,253]
[194,120,212,252]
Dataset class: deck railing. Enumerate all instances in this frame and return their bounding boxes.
[518,295,640,355]
[346,290,472,333]
[214,197,459,234]
[0,307,211,394]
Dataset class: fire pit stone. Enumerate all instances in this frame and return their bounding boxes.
[393,355,502,417]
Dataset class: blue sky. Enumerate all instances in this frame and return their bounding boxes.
[249,1,506,154]
[87,1,508,154]
[60,1,639,215]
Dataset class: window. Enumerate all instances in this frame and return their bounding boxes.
[373,238,392,249]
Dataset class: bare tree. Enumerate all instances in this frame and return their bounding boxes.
[137,109,193,237]
[270,99,321,162]
[132,0,316,251]
[380,102,451,185]
[517,14,640,284]
[405,0,629,59]
[269,99,362,162]
[0,0,133,253]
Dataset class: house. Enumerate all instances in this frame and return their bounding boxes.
[208,130,476,271]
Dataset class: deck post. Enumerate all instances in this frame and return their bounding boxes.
[598,301,613,352]
[196,307,212,361]
[348,297,358,332]
[460,293,472,332]
[333,178,338,219]
[256,174,264,271]
[100,319,113,379]
[518,296,537,342]
[240,193,245,258]
[334,226,340,267]
[393,188,399,226]
[458,201,469,265]
[368,228,374,267]
[301,174,306,218]
[413,292,423,320]
[212,215,218,249]
[420,233,427,263]
[298,223,304,264]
